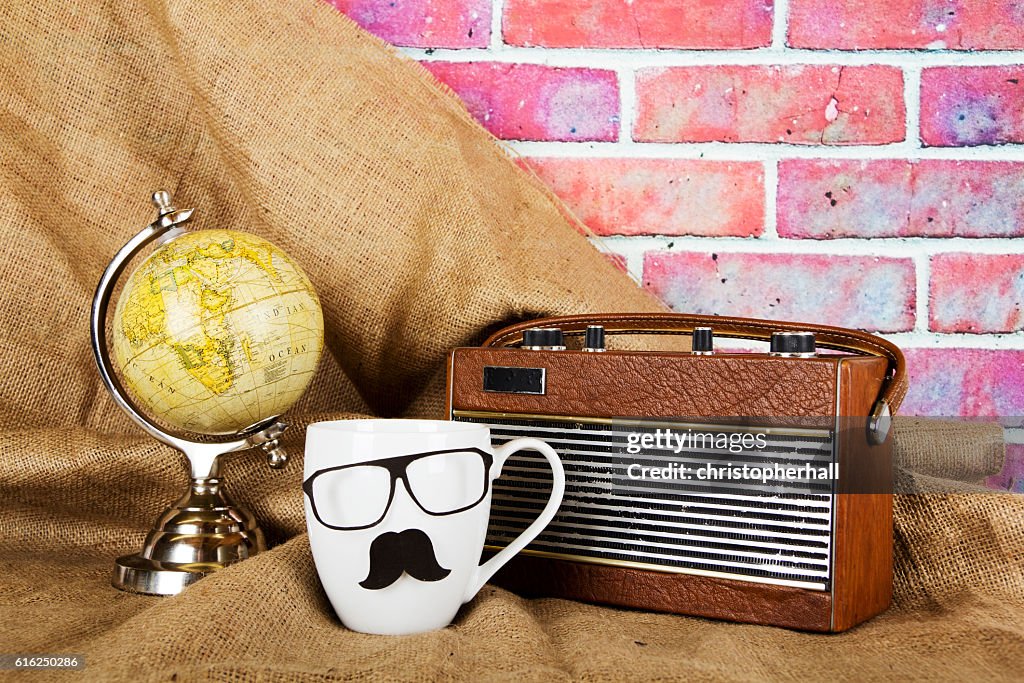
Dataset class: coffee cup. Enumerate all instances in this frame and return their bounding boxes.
[303,419,565,635]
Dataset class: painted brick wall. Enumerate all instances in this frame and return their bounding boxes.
[324,0,1024,490]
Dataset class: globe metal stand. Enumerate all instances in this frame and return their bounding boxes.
[91,191,289,596]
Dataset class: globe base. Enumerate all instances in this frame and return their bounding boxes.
[111,477,266,596]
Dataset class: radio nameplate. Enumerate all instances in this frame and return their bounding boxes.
[482,366,546,395]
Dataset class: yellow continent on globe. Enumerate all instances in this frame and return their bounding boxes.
[112,229,324,435]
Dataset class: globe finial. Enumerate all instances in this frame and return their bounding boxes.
[152,190,175,216]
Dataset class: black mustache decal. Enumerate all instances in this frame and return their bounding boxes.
[359,528,452,590]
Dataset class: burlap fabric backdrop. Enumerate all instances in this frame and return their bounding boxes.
[1,1,1021,680]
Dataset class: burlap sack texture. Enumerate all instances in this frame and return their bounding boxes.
[0,0,1021,680]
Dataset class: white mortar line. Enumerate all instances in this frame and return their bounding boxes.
[913,253,930,334]
[903,65,923,148]
[403,45,1024,68]
[599,234,1024,255]
[771,0,790,51]
[504,140,1024,161]
[875,332,1024,349]
[617,67,636,143]
[489,0,504,50]
[762,159,779,239]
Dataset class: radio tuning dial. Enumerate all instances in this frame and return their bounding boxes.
[522,327,566,351]
[770,331,817,357]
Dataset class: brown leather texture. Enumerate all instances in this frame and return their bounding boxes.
[450,348,839,419]
[490,555,833,632]
[482,312,907,414]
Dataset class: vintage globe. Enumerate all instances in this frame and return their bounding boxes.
[112,229,324,436]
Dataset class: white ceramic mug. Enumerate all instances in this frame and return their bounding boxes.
[303,419,565,635]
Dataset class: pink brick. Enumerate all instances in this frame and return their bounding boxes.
[900,349,1024,418]
[921,67,1024,146]
[642,252,915,331]
[525,158,764,237]
[634,66,905,145]
[789,0,1024,50]
[779,160,910,238]
[423,62,619,142]
[929,254,1024,333]
[778,160,1024,238]
[326,0,490,48]
[503,0,773,49]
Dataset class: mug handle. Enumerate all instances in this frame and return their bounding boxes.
[464,437,565,601]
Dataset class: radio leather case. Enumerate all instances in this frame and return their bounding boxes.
[446,313,907,632]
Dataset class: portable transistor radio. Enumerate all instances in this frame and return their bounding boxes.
[446,313,907,632]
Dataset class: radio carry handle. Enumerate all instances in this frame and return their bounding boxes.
[481,312,906,444]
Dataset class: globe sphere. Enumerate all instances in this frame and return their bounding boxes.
[112,229,324,435]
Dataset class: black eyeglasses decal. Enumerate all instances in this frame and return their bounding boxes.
[303,447,494,531]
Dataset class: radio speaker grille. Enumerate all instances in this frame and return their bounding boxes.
[454,414,836,590]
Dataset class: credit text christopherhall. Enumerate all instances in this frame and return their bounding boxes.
[622,428,839,485]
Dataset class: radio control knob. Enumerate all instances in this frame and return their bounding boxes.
[583,325,606,352]
[770,331,816,357]
[523,327,566,350]
[692,327,714,355]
